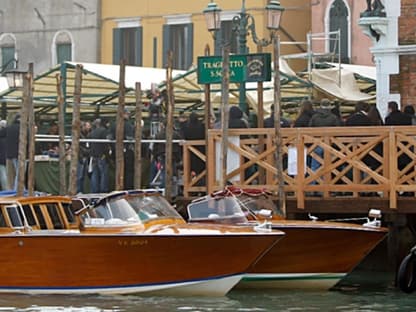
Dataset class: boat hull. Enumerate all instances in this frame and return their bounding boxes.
[0,232,280,296]
[238,222,387,290]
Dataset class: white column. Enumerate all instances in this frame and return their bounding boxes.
[359,0,401,119]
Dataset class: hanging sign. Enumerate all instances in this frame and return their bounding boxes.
[197,53,271,84]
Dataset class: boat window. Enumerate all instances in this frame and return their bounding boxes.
[126,195,182,221]
[238,194,275,215]
[94,203,112,220]
[6,205,24,228]
[33,204,47,230]
[62,202,76,224]
[89,198,139,225]
[46,204,64,229]
[0,209,7,227]
[21,204,37,226]
[188,196,247,220]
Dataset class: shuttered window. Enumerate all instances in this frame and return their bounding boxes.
[57,43,72,64]
[1,46,15,72]
[162,23,193,70]
[113,27,143,66]
[215,21,238,56]
[329,0,350,63]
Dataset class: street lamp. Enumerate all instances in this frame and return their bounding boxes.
[4,69,26,89]
[203,0,284,115]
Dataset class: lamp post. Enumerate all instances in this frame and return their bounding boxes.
[203,0,284,116]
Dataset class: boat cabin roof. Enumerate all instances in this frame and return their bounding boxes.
[0,195,78,232]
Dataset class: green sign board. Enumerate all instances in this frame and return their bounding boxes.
[197,53,271,84]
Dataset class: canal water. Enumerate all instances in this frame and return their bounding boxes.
[0,270,415,311]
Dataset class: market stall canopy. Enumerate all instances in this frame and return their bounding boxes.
[0,62,185,118]
[0,77,8,93]
[310,66,376,102]
[327,62,376,81]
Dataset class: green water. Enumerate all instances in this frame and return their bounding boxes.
[0,270,414,312]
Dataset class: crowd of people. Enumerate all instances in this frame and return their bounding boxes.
[0,98,415,196]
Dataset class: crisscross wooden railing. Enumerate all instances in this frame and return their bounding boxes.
[181,126,416,209]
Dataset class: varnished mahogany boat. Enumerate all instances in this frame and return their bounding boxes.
[0,190,284,296]
[187,187,388,290]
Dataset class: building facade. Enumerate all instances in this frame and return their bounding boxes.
[311,0,373,65]
[359,0,415,116]
[101,0,311,70]
[0,0,101,75]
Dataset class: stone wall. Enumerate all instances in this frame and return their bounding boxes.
[391,55,416,106]
[398,0,416,45]
[390,0,416,107]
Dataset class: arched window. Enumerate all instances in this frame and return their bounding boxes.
[327,0,350,63]
[52,31,73,65]
[0,34,17,73]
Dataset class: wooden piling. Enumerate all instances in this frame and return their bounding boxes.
[69,64,83,195]
[55,74,67,195]
[165,51,174,201]
[17,69,30,196]
[115,60,126,191]
[220,46,230,189]
[134,82,143,189]
[27,63,35,195]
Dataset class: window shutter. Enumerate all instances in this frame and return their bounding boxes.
[214,28,222,56]
[162,24,170,67]
[185,23,194,69]
[113,28,122,65]
[57,43,72,64]
[1,47,15,71]
[136,27,143,66]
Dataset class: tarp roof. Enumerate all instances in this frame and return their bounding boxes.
[311,67,376,102]
[327,62,376,81]
[0,62,185,117]
[0,77,8,93]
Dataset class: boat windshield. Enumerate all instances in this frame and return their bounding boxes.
[125,194,183,222]
[187,196,248,222]
[84,197,141,226]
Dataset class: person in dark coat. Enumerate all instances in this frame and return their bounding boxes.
[385,102,413,195]
[229,106,248,129]
[77,121,91,193]
[345,102,377,195]
[309,99,342,127]
[308,99,341,192]
[182,112,206,175]
[403,105,416,125]
[6,114,21,190]
[385,101,412,125]
[0,120,8,190]
[89,118,110,193]
[294,100,315,127]
[368,105,384,125]
[345,102,372,126]
[264,104,291,128]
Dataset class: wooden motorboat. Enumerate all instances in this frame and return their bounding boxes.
[0,191,284,296]
[187,187,388,290]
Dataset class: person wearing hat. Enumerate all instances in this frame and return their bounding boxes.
[0,120,8,190]
[309,99,341,127]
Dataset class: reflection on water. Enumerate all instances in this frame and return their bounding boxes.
[0,271,416,312]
